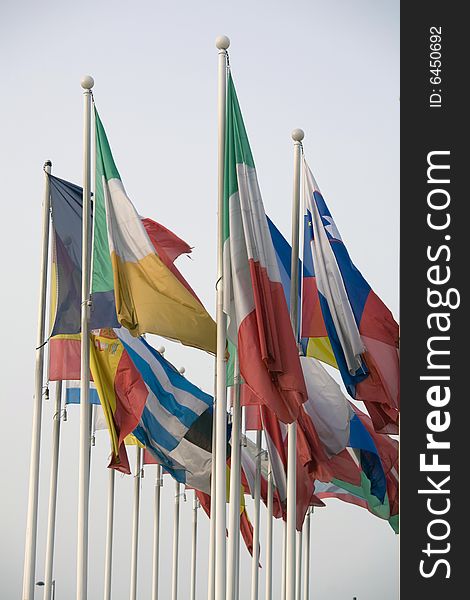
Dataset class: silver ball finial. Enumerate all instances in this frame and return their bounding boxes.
[216,35,230,50]
[292,128,305,142]
[81,75,95,90]
[157,346,165,355]
[178,366,186,375]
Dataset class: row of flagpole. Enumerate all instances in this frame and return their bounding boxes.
[23,35,314,600]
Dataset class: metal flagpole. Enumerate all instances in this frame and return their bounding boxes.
[302,508,311,600]
[215,33,230,600]
[207,383,217,600]
[130,446,143,600]
[22,159,52,600]
[103,467,115,600]
[171,480,181,600]
[281,521,287,600]
[250,430,262,600]
[286,127,304,600]
[76,74,94,600]
[296,531,303,600]
[43,381,63,600]
[265,456,273,600]
[151,465,162,600]
[227,362,241,600]
[190,491,199,600]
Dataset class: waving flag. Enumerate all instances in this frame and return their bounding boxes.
[222,73,306,424]
[118,328,214,492]
[302,158,399,433]
[93,109,216,352]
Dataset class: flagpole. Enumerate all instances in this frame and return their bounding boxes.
[286,127,304,600]
[250,430,262,600]
[22,160,52,600]
[227,364,241,600]
[281,521,287,600]
[130,446,142,600]
[77,74,94,600]
[42,380,63,600]
[295,531,303,600]
[171,480,181,600]
[215,33,230,600]
[264,456,273,600]
[190,491,199,600]
[302,508,311,600]
[207,384,217,600]
[103,467,115,600]
[151,465,162,600]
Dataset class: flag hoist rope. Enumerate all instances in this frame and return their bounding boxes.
[286,128,305,600]
[22,160,52,600]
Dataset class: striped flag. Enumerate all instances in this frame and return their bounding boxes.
[93,109,216,352]
[65,380,100,405]
[302,158,399,433]
[117,328,214,493]
[223,72,306,424]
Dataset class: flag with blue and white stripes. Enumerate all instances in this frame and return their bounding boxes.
[116,328,214,493]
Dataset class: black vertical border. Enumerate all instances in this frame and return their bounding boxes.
[401,3,467,597]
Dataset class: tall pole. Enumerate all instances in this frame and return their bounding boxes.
[103,467,115,600]
[43,381,63,600]
[286,127,304,600]
[250,430,262,600]
[302,509,311,600]
[151,465,162,600]
[130,447,143,600]
[265,456,273,600]
[22,160,52,600]
[76,74,94,600]
[171,480,181,600]
[207,388,217,600]
[215,33,230,600]
[190,491,199,600]
[281,522,287,600]
[296,531,303,600]
[227,364,241,600]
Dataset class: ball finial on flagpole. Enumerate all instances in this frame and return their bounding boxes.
[157,346,165,355]
[216,35,230,50]
[178,367,186,375]
[291,128,305,142]
[81,75,95,90]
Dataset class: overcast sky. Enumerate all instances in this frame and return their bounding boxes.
[0,1,399,598]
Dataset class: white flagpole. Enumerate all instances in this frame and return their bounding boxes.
[207,384,217,600]
[295,531,303,600]
[190,491,199,600]
[103,467,115,600]
[286,128,304,600]
[22,159,52,600]
[264,456,273,600]
[250,430,262,600]
[151,465,162,600]
[171,480,181,600]
[281,521,287,600]
[43,380,63,600]
[227,363,241,600]
[302,508,311,600]
[76,74,94,600]
[130,446,143,600]
[215,33,230,600]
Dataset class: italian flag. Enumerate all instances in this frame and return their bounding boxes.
[223,73,307,424]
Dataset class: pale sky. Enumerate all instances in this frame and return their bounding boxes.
[0,1,399,599]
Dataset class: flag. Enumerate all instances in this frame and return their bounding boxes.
[302,158,399,433]
[223,72,306,424]
[93,109,216,352]
[65,380,100,405]
[117,328,214,492]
